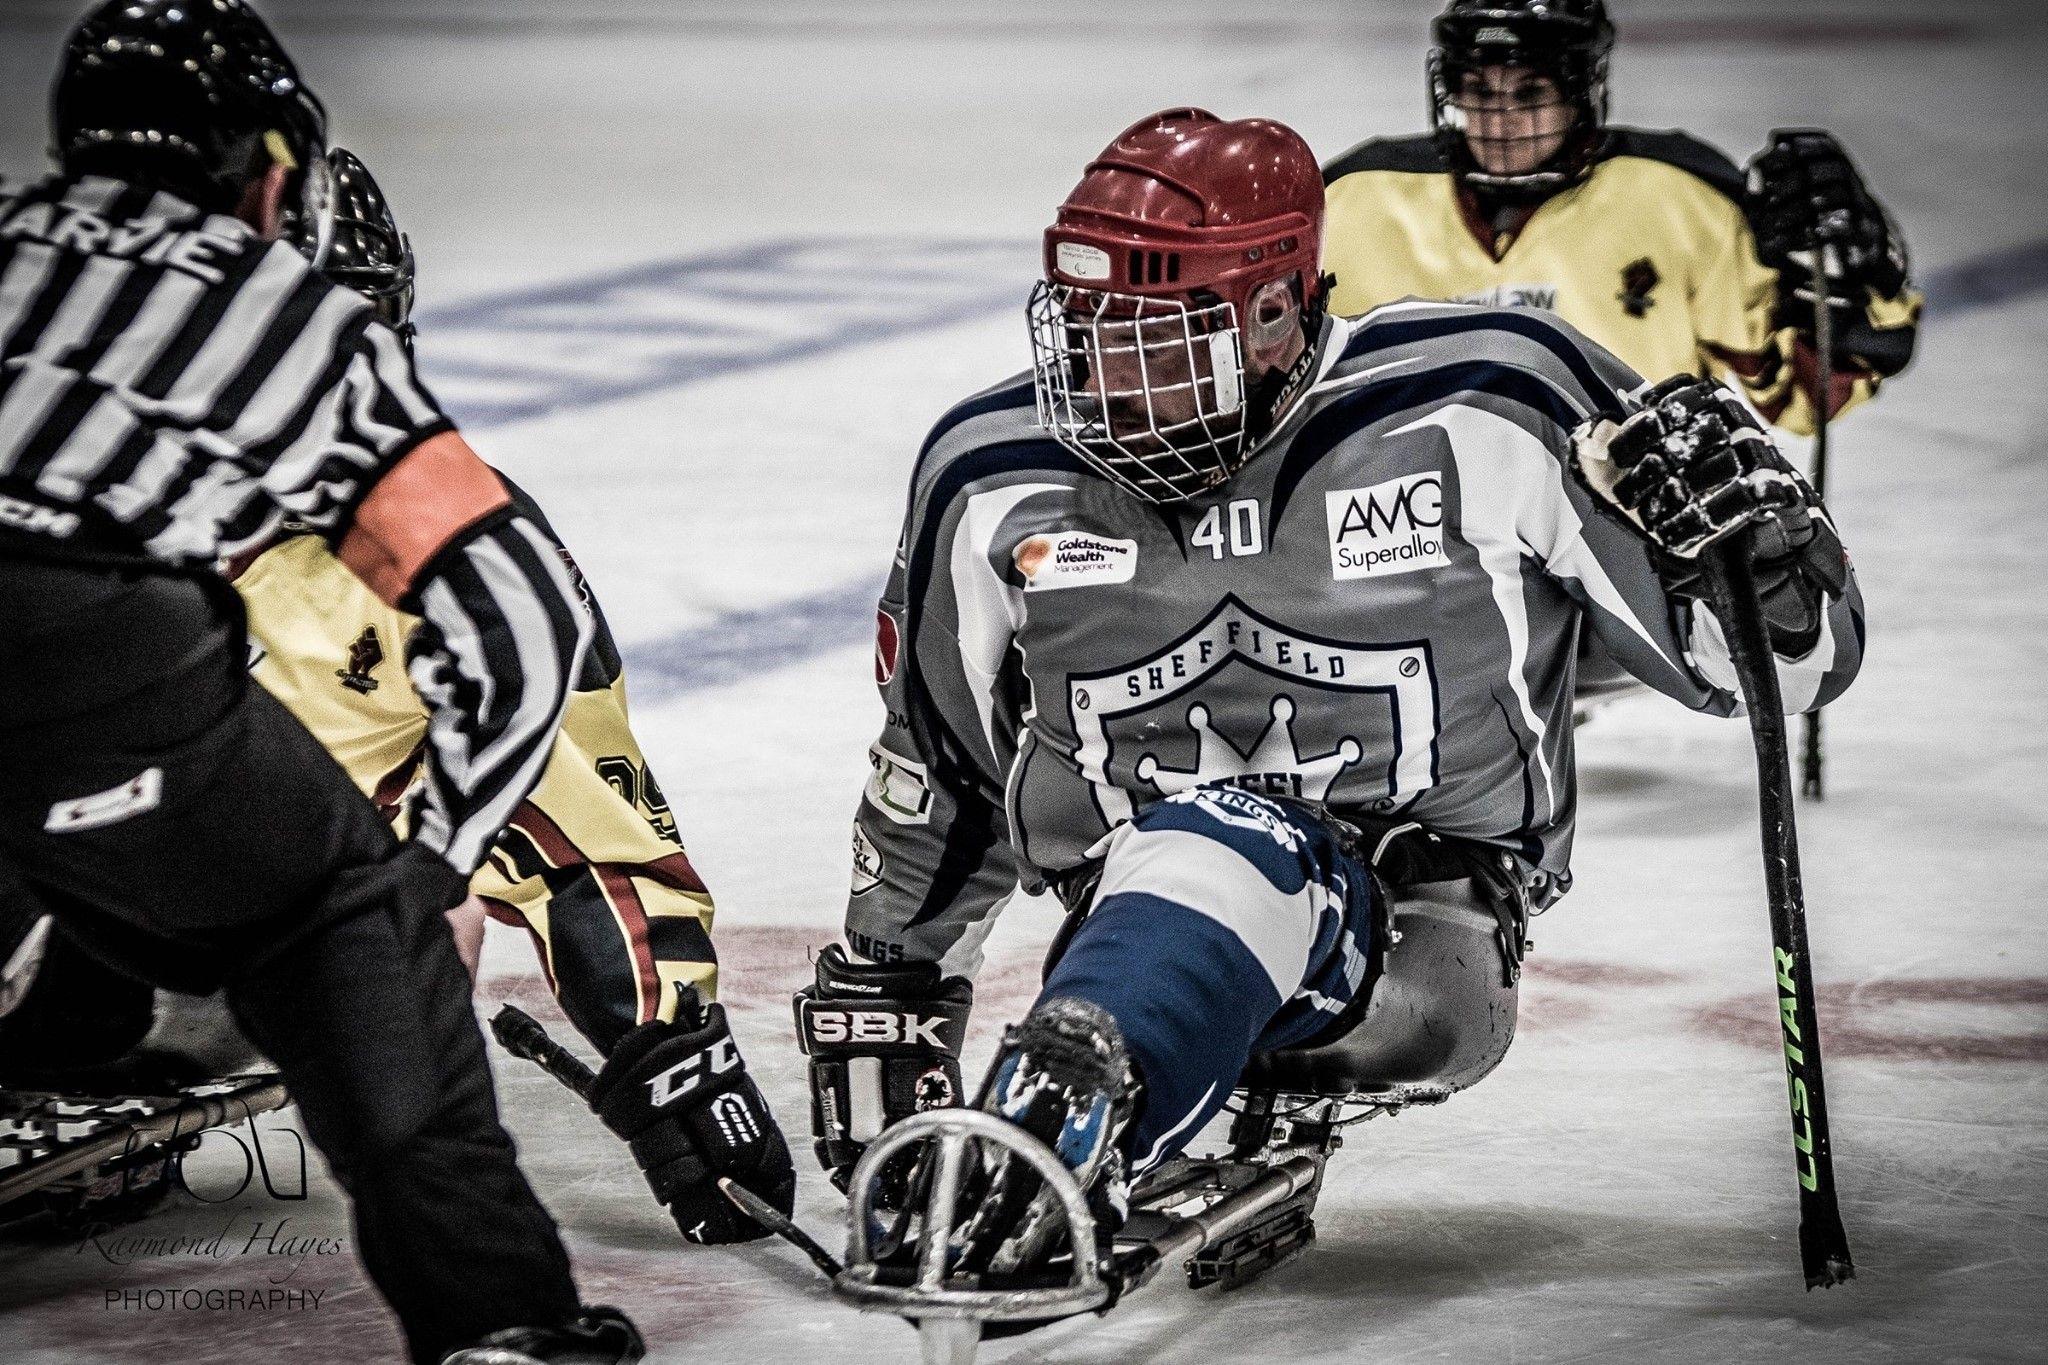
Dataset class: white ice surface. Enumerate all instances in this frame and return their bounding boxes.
[2,2,2045,1362]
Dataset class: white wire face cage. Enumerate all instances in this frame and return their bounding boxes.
[1029,281,1249,504]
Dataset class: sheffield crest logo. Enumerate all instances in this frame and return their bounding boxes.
[1324,472,1448,580]
[1065,596,1440,827]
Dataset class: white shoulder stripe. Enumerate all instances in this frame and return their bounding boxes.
[1395,404,1563,819]
[947,481,1065,763]
[1685,598,1838,716]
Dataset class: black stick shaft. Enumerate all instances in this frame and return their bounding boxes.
[490,1004,596,1101]
[1704,544,1854,1289]
[718,1177,845,1278]
[1800,233,1839,799]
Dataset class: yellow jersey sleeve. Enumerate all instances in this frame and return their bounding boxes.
[237,534,427,814]
[1691,187,1923,436]
[236,529,717,1054]
[477,672,718,1051]
[1320,129,1919,437]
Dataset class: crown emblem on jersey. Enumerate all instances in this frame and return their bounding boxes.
[1135,695,1364,802]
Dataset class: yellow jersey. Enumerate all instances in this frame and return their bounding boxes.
[235,505,714,1053]
[1322,129,1920,435]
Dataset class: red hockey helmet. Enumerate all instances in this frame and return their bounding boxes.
[1029,109,1327,503]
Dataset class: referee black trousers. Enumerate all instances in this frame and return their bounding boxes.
[0,556,581,1362]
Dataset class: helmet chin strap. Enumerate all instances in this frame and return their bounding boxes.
[296,152,338,269]
[270,131,338,268]
[1243,306,1326,450]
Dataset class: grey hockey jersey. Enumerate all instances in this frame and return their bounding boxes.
[848,301,1864,973]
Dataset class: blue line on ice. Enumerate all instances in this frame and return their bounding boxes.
[419,234,2048,700]
[419,235,1035,429]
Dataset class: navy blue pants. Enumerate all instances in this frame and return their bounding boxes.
[1041,788,1376,1171]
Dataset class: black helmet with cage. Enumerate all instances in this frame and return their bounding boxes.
[307,149,417,348]
[51,0,334,251]
[1427,0,1615,195]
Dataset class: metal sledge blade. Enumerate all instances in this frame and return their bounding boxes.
[919,1316,983,1365]
[834,1109,1109,1323]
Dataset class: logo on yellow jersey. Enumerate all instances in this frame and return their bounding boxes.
[337,626,384,694]
[1618,257,1661,318]
[1452,283,1558,310]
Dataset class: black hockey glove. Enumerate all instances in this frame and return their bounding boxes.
[793,943,971,1197]
[1748,129,1910,331]
[586,988,796,1245]
[1576,378,1848,657]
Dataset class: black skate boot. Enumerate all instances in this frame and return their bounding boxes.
[438,1306,644,1364]
[952,997,1137,1313]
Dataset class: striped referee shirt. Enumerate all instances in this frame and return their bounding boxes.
[0,173,591,874]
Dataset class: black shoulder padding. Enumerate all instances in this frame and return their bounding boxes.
[1601,127,1748,203]
[1323,134,1445,184]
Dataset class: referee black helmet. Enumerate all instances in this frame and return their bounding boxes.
[51,0,329,223]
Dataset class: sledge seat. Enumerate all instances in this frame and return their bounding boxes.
[1241,879,1519,1105]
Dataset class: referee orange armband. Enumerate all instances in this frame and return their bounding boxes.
[338,430,513,607]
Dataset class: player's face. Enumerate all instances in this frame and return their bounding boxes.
[1068,281,1300,454]
[1062,292,1227,454]
[1454,65,1574,176]
[1030,275,1309,500]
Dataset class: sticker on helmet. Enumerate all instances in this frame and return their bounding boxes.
[1054,241,1112,282]
[1208,331,1243,414]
